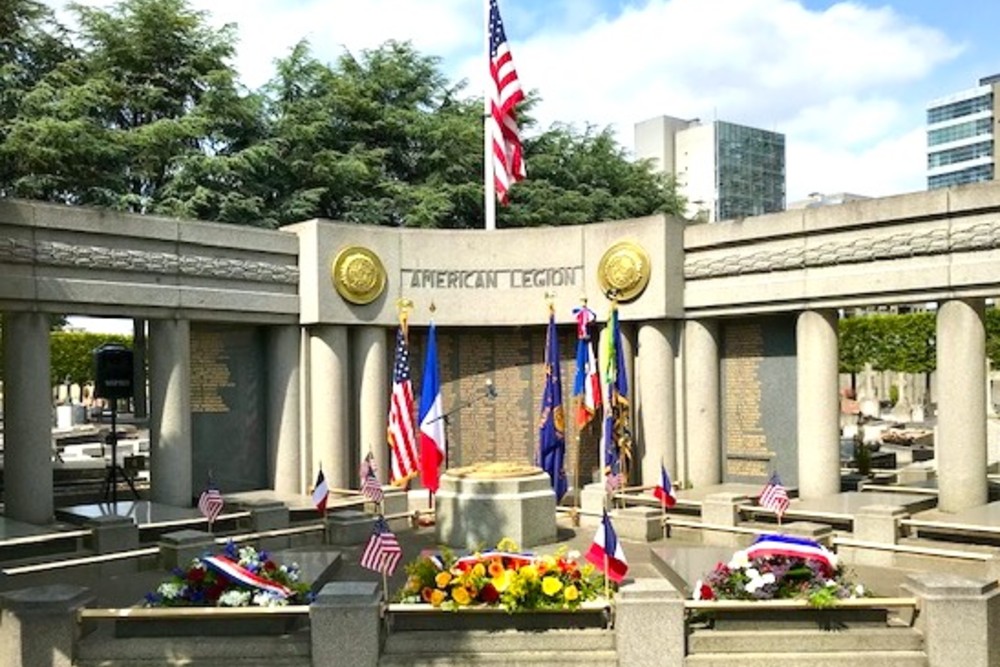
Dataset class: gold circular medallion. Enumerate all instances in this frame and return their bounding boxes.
[597,241,651,302]
[331,246,387,305]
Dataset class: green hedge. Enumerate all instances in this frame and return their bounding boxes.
[840,309,1000,373]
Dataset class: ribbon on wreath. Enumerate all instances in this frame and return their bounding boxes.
[203,555,292,598]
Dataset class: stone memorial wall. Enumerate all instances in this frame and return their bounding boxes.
[190,323,268,493]
[407,326,601,486]
[721,316,797,487]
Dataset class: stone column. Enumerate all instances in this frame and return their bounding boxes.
[353,326,388,483]
[267,325,301,495]
[2,312,53,524]
[903,573,1000,667]
[637,320,676,486]
[149,318,192,506]
[937,298,988,512]
[0,585,94,667]
[310,582,381,667]
[310,326,350,490]
[684,319,721,487]
[796,309,840,499]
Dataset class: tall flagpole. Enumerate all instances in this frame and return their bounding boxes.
[484,0,497,231]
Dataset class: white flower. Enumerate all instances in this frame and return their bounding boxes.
[218,590,252,607]
[252,591,288,607]
[826,579,838,588]
[854,584,865,597]
[157,582,184,600]
[744,570,776,594]
[728,550,750,570]
[567,550,581,560]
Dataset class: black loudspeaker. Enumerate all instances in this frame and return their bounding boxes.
[94,343,134,399]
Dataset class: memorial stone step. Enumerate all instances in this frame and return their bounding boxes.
[689,626,925,653]
[684,650,928,667]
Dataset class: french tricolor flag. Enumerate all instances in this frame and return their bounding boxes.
[586,510,629,583]
[745,533,836,571]
[653,463,677,508]
[418,322,446,493]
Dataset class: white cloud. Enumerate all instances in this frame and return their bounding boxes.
[787,126,927,200]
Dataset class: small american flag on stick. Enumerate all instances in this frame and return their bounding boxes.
[360,517,402,575]
[758,472,790,520]
[360,452,384,504]
[198,474,224,526]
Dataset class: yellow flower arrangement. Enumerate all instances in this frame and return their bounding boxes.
[396,540,605,613]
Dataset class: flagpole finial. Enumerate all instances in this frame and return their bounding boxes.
[544,291,556,311]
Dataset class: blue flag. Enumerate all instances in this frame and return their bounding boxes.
[538,310,567,501]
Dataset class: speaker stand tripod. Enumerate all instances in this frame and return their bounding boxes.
[102,402,140,506]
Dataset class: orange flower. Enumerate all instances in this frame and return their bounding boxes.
[435,571,452,588]
[487,559,505,579]
[429,589,446,607]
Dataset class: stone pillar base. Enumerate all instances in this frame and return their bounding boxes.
[436,468,556,550]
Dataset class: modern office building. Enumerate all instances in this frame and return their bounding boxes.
[635,115,786,222]
[926,74,1000,190]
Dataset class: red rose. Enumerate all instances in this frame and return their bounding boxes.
[479,583,500,604]
[699,584,715,600]
[264,560,277,572]
[186,568,205,583]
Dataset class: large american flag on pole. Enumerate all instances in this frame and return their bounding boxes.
[488,0,525,204]
[388,325,419,486]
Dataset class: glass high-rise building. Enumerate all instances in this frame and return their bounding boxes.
[634,115,786,222]
[926,75,1000,190]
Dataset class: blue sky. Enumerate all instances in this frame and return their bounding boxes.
[45,0,1000,203]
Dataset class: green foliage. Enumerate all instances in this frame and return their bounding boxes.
[1,2,682,228]
[50,331,131,386]
[3,0,250,211]
[838,312,936,373]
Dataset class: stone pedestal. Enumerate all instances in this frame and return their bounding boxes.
[326,509,376,546]
[580,482,607,516]
[86,515,139,554]
[158,529,214,570]
[903,573,1000,667]
[0,585,94,667]
[613,507,663,542]
[617,579,685,667]
[436,465,556,550]
[246,500,290,551]
[310,582,381,667]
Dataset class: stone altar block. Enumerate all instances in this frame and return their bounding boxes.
[435,464,556,550]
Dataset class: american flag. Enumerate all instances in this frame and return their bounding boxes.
[360,452,384,504]
[488,0,525,204]
[388,326,419,485]
[198,477,224,525]
[360,517,402,575]
[759,472,790,519]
